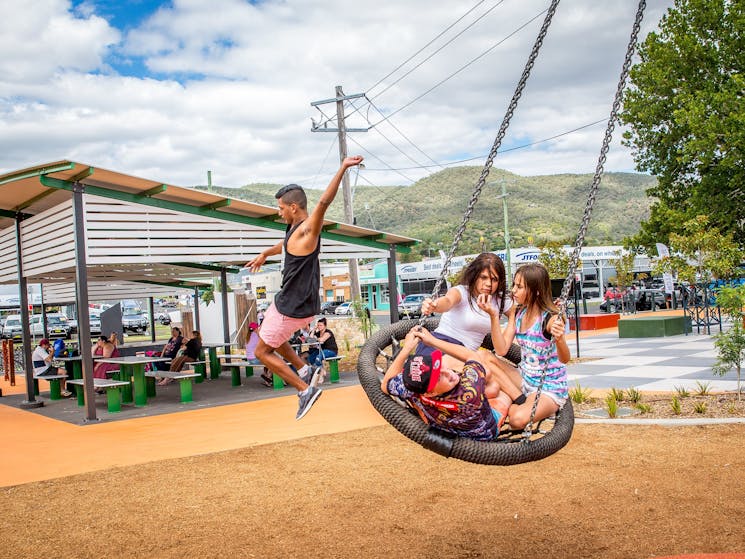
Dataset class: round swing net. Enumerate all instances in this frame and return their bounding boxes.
[356,0,648,465]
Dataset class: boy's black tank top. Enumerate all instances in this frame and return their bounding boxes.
[274,221,321,318]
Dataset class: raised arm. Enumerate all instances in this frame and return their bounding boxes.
[549,314,570,363]
[381,329,418,394]
[479,294,516,356]
[413,326,479,363]
[421,286,462,316]
[245,240,282,272]
[305,156,364,238]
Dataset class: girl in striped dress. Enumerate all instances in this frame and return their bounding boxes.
[487,263,570,430]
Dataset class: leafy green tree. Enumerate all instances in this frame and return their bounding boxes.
[621,0,745,247]
[539,242,573,279]
[652,215,743,283]
[713,283,745,395]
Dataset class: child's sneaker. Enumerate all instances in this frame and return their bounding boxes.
[296,386,322,420]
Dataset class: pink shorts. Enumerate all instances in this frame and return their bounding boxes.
[258,303,314,349]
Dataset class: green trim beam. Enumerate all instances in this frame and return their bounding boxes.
[172,262,241,274]
[38,175,412,253]
[138,184,168,197]
[0,162,75,186]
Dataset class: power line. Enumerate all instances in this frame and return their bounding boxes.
[361,118,609,172]
[346,135,418,184]
[367,0,507,102]
[369,7,549,128]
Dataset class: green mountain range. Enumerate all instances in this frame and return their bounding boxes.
[195,166,655,260]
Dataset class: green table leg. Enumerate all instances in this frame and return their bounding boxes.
[194,362,206,383]
[132,364,147,407]
[106,388,122,413]
[117,365,133,404]
[329,361,340,383]
[33,379,39,396]
[209,347,220,380]
[178,378,193,403]
[245,365,255,378]
[76,385,85,406]
[146,376,157,397]
[272,373,284,390]
[228,365,241,387]
[48,378,62,400]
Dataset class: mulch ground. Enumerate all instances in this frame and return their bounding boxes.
[2,422,744,559]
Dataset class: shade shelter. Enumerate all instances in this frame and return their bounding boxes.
[0,161,417,421]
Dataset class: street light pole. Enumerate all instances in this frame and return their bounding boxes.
[501,181,511,287]
[489,180,512,287]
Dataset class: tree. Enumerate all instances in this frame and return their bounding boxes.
[652,215,743,283]
[621,0,745,248]
[712,284,745,400]
[539,242,573,279]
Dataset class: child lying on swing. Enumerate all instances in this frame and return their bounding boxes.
[381,322,516,441]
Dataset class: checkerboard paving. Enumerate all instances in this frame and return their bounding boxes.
[567,333,742,392]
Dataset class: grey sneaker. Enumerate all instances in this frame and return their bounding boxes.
[296,386,322,420]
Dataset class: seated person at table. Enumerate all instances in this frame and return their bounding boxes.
[92,335,121,380]
[381,326,513,441]
[306,317,338,368]
[33,338,72,397]
[153,327,183,372]
[245,322,261,365]
[160,330,202,385]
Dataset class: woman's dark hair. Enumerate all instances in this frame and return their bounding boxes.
[171,326,182,335]
[514,263,559,315]
[191,330,202,340]
[458,252,507,314]
[316,317,327,325]
[98,335,109,342]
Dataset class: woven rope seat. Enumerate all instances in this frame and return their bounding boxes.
[356,317,575,466]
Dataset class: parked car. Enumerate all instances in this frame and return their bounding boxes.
[154,311,172,325]
[122,309,148,333]
[397,294,429,319]
[68,310,102,335]
[334,302,354,316]
[321,300,345,315]
[30,313,71,339]
[2,314,23,339]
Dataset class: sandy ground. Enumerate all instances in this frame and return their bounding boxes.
[2,422,744,559]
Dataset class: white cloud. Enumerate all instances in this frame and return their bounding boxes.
[0,0,673,189]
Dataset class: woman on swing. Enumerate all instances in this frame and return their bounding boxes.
[420,252,513,352]
[489,263,570,429]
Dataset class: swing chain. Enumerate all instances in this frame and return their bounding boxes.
[526,0,647,439]
[557,0,647,307]
[422,0,562,317]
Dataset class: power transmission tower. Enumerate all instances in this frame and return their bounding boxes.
[310,86,368,300]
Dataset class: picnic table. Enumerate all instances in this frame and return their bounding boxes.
[96,355,170,407]
[201,343,238,380]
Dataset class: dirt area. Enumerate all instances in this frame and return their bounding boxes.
[2,422,744,559]
[573,390,745,420]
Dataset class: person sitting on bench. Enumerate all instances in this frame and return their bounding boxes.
[33,338,71,397]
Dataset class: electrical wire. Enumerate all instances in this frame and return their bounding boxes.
[367,0,507,102]
[370,7,549,128]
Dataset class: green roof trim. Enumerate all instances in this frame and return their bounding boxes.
[38,174,411,253]
[138,184,168,197]
[0,162,75,186]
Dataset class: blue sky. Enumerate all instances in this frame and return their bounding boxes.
[1,0,673,188]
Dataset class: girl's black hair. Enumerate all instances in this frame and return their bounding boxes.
[458,252,508,314]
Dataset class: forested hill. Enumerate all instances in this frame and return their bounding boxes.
[194,167,656,258]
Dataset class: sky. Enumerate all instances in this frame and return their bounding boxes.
[0,0,674,190]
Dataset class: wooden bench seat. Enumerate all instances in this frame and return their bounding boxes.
[33,374,68,400]
[182,360,207,383]
[221,360,262,386]
[66,378,130,412]
[145,371,200,402]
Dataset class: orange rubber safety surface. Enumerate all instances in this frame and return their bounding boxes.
[0,310,686,488]
[0,382,386,488]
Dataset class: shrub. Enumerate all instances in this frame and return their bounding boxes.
[569,382,592,404]
[605,394,619,418]
[670,396,682,415]
[626,386,641,403]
